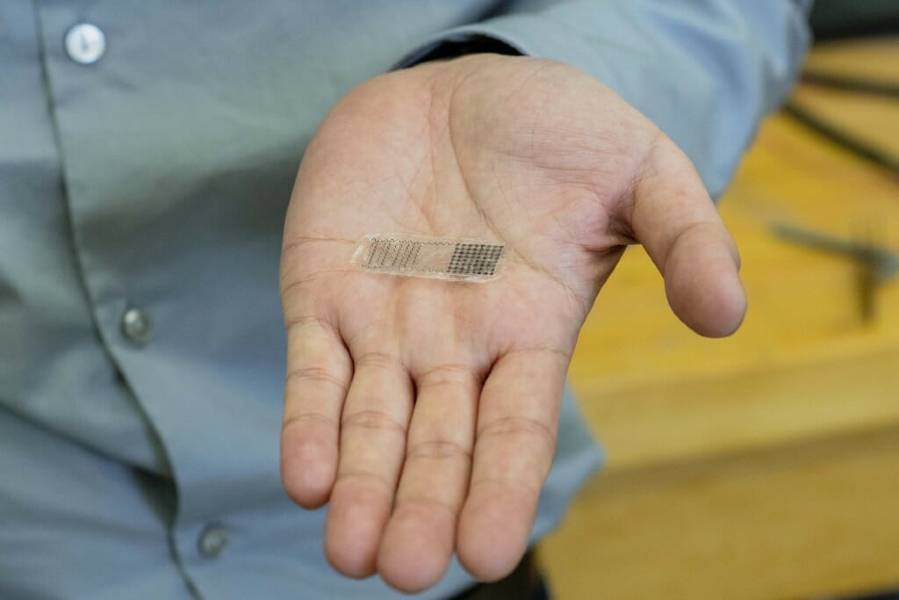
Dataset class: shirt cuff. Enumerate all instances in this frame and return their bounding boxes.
[393,16,722,195]
[396,33,522,67]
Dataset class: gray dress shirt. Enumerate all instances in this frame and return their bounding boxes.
[0,1,810,598]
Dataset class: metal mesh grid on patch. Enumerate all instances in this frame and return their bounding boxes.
[446,243,504,277]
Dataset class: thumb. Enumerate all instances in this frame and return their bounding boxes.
[627,136,746,338]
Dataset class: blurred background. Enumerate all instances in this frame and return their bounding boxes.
[536,2,899,599]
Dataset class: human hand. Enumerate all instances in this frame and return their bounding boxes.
[279,54,745,593]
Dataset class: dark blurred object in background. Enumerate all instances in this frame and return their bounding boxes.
[785,1,899,178]
[811,0,899,40]
[804,5,899,600]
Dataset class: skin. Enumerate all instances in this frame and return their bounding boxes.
[279,54,746,594]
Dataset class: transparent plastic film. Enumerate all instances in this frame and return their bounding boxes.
[351,234,505,282]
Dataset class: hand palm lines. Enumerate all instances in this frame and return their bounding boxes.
[282,115,588,589]
[280,56,745,594]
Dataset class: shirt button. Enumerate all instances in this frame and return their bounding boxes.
[198,525,229,559]
[121,307,152,345]
[64,23,106,65]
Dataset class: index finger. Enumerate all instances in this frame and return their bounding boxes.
[456,348,567,582]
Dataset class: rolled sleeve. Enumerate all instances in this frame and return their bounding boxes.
[399,0,813,197]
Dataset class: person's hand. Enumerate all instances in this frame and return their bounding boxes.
[279,54,745,593]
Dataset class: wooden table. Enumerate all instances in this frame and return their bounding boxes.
[538,38,899,600]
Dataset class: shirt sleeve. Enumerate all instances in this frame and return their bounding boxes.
[398,0,814,198]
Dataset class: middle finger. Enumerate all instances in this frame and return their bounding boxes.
[377,363,479,592]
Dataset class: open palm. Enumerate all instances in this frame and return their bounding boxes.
[280,55,745,593]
